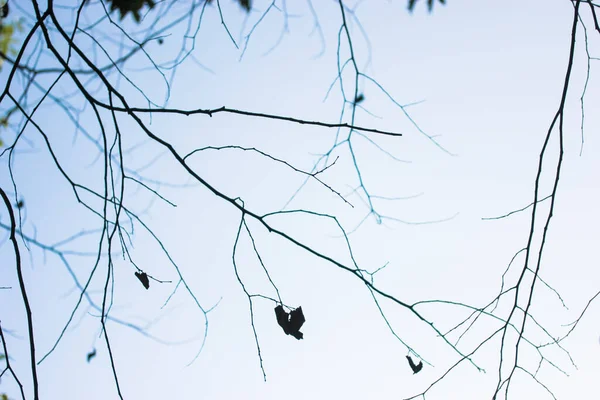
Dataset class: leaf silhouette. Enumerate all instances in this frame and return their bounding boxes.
[86,348,96,363]
[239,0,251,11]
[408,0,445,12]
[274,305,305,340]
[134,271,150,289]
[107,0,155,21]
[406,355,423,374]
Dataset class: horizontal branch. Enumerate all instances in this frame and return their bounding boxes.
[107,105,403,137]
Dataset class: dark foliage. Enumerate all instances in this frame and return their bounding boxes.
[107,0,156,22]
[408,0,446,13]
[274,305,305,340]
[406,355,423,374]
[86,348,96,363]
[134,271,150,290]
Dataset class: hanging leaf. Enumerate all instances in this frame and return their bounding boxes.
[274,305,305,340]
[406,355,423,374]
[134,271,150,289]
[238,0,251,11]
[107,0,156,22]
[86,348,96,363]
[408,0,445,13]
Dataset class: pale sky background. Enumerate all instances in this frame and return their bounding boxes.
[0,1,599,400]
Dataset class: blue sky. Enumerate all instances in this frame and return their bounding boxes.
[0,1,599,399]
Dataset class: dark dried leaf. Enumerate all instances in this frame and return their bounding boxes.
[408,0,445,13]
[406,355,423,374]
[86,348,96,363]
[0,1,8,18]
[107,0,155,22]
[135,271,150,289]
[274,305,305,340]
[239,0,251,12]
